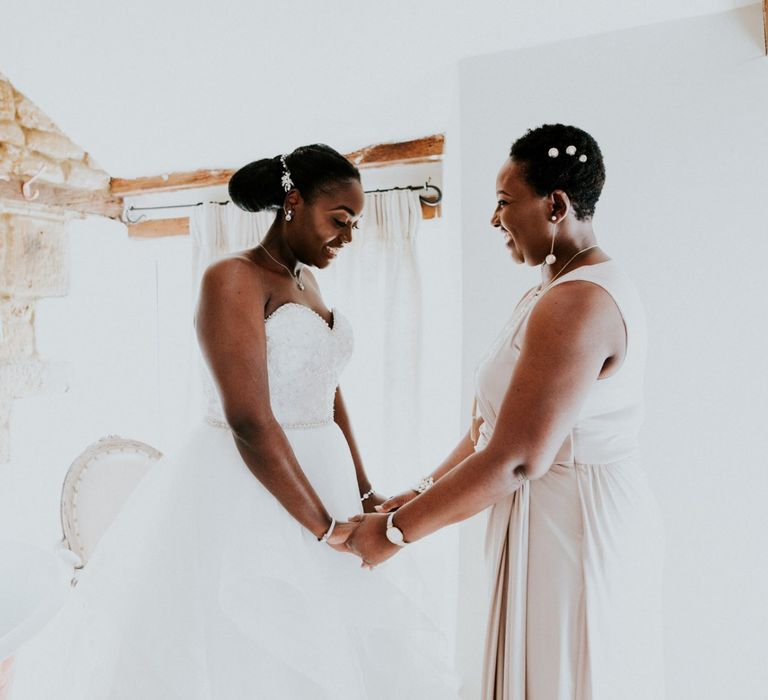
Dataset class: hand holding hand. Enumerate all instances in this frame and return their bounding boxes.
[345,513,400,569]
[361,490,387,514]
[325,521,357,554]
[375,489,418,513]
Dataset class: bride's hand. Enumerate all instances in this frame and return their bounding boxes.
[375,489,419,513]
[361,491,386,514]
[325,521,358,554]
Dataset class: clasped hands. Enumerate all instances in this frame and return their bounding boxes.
[326,489,418,569]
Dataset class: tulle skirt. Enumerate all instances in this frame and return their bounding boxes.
[12,421,458,699]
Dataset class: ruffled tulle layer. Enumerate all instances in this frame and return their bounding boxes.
[12,422,457,699]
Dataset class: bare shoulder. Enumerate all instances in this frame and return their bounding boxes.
[200,256,265,303]
[527,280,622,353]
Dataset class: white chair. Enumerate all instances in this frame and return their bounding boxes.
[60,435,163,570]
[0,436,162,698]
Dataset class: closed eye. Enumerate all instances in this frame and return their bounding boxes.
[335,219,360,230]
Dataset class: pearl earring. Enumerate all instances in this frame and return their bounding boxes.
[285,210,293,222]
[546,218,557,265]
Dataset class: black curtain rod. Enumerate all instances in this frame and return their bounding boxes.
[125,183,442,216]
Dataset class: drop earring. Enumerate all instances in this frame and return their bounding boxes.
[546,217,557,265]
[285,209,293,222]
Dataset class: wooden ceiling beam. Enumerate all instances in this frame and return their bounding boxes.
[0,176,123,219]
[111,169,233,196]
[346,134,445,168]
[110,134,445,197]
[764,0,767,55]
[126,217,190,238]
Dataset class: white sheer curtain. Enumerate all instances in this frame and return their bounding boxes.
[190,202,274,289]
[316,189,423,493]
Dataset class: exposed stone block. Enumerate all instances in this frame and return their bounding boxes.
[0,359,69,463]
[65,160,110,190]
[0,398,10,463]
[0,81,14,122]
[0,143,22,173]
[0,215,69,298]
[15,94,58,133]
[0,358,69,398]
[0,121,25,148]
[0,298,35,362]
[25,129,84,161]
[18,153,66,185]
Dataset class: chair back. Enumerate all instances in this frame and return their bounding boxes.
[60,436,162,567]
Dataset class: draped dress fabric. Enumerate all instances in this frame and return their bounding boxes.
[12,302,457,700]
[475,261,664,700]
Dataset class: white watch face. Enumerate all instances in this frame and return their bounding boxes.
[386,526,404,545]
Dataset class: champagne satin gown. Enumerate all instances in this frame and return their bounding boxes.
[475,261,664,699]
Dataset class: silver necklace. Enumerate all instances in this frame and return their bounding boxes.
[260,244,305,291]
[534,244,599,297]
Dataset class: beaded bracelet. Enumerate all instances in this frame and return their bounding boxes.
[360,488,375,502]
[413,476,434,494]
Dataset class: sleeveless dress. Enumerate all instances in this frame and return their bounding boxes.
[475,261,664,700]
[11,302,457,699]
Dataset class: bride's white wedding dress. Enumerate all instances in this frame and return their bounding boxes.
[12,302,457,699]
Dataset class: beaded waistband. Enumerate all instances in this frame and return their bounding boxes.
[205,416,334,431]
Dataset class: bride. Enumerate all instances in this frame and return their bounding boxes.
[11,144,457,699]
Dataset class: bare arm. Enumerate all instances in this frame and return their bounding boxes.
[377,429,476,512]
[430,429,476,481]
[333,387,372,496]
[347,281,625,561]
[195,258,333,540]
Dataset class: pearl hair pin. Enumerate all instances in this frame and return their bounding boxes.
[548,145,587,162]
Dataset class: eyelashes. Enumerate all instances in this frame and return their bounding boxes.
[334,219,359,230]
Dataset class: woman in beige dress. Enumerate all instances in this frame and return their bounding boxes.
[345,123,665,699]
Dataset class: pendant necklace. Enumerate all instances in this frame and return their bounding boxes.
[260,244,305,291]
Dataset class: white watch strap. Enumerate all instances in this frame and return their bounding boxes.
[386,511,408,547]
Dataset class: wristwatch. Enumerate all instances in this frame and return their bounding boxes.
[385,511,408,547]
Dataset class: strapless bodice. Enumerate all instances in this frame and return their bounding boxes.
[204,303,353,429]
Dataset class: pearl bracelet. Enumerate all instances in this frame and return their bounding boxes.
[413,476,434,494]
[360,488,375,502]
[318,517,337,544]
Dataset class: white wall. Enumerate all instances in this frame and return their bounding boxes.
[456,5,768,698]
[0,217,195,547]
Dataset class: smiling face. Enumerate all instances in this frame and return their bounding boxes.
[286,179,365,268]
[491,158,552,266]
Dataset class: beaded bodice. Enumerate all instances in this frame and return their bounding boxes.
[204,303,353,429]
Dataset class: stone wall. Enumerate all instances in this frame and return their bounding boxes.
[0,72,110,462]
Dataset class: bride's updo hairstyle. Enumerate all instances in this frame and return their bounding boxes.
[510,124,606,221]
[228,144,361,213]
